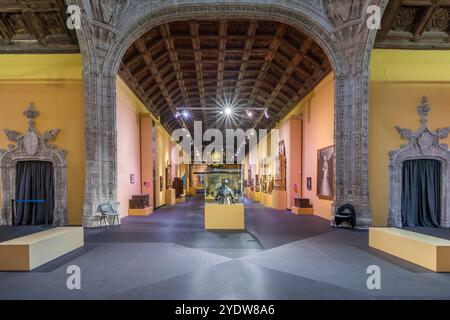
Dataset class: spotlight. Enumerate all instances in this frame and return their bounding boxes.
[175,112,180,118]
[182,110,189,118]
[224,107,232,116]
[264,109,269,119]
[246,110,253,118]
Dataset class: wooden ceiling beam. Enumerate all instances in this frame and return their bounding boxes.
[251,38,313,129]
[413,1,442,39]
[216,20,227,100]
[190,21,208,129]
[134,38,187,130]
[376,0,402,42]
[160,23,192,110]
[247,24,286,126]
[233,21,258,105]
[22,10,47,44]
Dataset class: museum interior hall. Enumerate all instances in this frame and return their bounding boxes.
[0,0,450,300]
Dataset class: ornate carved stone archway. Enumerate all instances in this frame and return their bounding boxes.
[68,0,388,228]
[0,104,67,226]
[388,97,450,228]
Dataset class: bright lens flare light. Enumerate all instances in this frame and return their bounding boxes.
[224,107,232,116]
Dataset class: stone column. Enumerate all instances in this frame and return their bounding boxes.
[326,0,387,228]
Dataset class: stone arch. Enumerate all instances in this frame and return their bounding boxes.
[70,0,384,228]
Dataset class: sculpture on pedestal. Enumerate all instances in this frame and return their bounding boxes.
[274,140,287,191]
[165,161,172,189]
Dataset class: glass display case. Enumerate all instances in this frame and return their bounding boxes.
[204,166,244,204]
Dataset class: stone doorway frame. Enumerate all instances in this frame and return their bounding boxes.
[68,0,388,228]
[0,104,67,226]
[388,97,450,228]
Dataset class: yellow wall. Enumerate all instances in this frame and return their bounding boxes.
[155,124,177,207]
[295,74,334,220]
[369,49,450,226]
[0,54,84,225]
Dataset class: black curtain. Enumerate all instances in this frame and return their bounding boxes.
[15,161,54,225]
[401,159,441,227]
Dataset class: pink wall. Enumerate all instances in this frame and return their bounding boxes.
[279,117,302,209]
[116,87,142,217]
[301,75,334,220]
[140,116,153,207]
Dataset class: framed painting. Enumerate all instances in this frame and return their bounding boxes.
[317,145,335,200]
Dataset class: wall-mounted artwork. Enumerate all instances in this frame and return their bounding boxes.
[306,177,312,191]
[130,174,135,184]
[317,145,335,200]
[160,176,163,191]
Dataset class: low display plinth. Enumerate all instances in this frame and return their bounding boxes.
[176,197,186,203]
[128,207,153,216]
[292,206,314,215]
[0,227,84,271]
[254,191,261,202]
[260,193,273,207]
[369,228,450,272]
[271,190,287,210]
[204,203,245,230]
[165,188,176,205]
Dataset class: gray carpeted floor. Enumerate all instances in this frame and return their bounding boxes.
[1,196,450,299]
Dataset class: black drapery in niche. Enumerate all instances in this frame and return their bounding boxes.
[401,159,441,227]
[15,161,54,225]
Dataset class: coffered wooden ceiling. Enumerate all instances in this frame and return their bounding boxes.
[119,19,332,134]
[375,0,450,49]
[0,0,79,52]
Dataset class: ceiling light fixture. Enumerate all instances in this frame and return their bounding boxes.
[224,107,232,116]
[264,109,269,119]
[246,110,253,118]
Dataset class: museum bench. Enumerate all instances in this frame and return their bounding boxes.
[0,227,84,271]
[369,227,450,272]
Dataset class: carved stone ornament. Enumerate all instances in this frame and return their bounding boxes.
[324,0,362,26]
[91,0,130,26]
[0,103,68,226]
[388,97,450,228]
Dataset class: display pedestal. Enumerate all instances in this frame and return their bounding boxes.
[254,191,261,202]
[292,206,314,215]
[271,190,287,210]
[260,193,273,207]
[129,207,153,216]
[204,203,245,230]
[165,188,176,205]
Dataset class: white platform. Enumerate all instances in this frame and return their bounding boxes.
[0,227,84,271]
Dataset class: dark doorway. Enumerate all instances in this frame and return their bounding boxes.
[15,161,54,225]
[401,159,441,227]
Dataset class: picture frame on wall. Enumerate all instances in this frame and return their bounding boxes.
[160,176,163,191]
[306,177,312,191]
[130,174,135,184]
[317,145,335,200]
